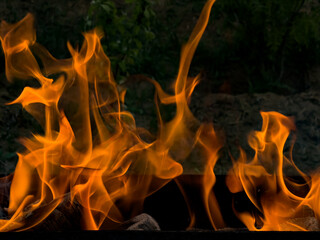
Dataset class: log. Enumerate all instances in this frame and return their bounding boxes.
[118,213,160,231]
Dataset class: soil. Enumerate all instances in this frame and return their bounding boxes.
[130,87,320,175]
[190,90,320,175]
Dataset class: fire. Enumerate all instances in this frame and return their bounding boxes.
[0,14,185,231]
[226,112,318,231]
[0,0,319,231]
[0,0,218,231]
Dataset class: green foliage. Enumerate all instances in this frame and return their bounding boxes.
[84,0,187,124]
[85,0,320,94]
[207,0,320,93]
[85,0,157,81]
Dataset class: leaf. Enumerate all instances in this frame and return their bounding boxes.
[144,8,150,19]
[134,39,142,49]
[101,4,111,13]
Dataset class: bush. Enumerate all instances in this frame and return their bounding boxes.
[208,0,320,93]
[85,0,320,94]
[85,0,157,82]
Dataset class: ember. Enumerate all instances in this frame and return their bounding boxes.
[0,0,319,232]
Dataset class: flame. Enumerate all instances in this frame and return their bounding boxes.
[225,111,319,231]
[1,0,319,232]
[0,0,222,231]
[197,124,225,229]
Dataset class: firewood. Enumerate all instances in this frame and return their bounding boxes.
[118,213,161,231]
[0,174,12,219]
[30,193,83,231]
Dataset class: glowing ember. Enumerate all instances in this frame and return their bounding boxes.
[0,0,319,231]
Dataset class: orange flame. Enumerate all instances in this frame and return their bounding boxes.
[0,0,221,231]
[225,111,319,231]
[2,0,318,232]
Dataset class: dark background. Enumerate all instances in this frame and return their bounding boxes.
[0,0,319,175]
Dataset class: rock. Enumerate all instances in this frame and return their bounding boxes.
[28,193,83,231]
[280,217,320,231]
[120,213,161,231]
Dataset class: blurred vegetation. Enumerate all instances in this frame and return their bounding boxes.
[85,0,320,94]
[2,0,319,94]
[85,0,157,82]
[207,0,320,93]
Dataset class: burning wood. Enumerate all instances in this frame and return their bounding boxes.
[0,0,319,232]
[117,214,160,231]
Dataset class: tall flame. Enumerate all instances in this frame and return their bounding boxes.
[0,0,220,231]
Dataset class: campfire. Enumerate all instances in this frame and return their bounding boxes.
[0,0,319,232]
